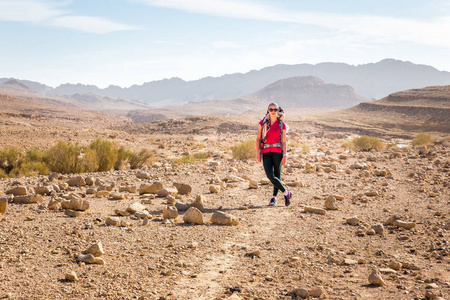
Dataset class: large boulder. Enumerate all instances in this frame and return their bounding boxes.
[6,186,28,196]
[69,198,90,211]
[67,175,86,187]
[13,194,43,204]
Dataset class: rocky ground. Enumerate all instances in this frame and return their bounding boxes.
[0,124,449,300]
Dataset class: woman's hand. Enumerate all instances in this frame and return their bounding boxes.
[281,155,286,165]
[256,152,261,163]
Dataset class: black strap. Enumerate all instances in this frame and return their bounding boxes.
[279,120,284,155]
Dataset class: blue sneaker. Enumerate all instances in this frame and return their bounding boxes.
[268,197,277,206]
[284,191,292,206]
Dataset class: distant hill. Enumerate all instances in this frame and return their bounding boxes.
[45,59,450,107]
[128,76,368,122]
[251,76,367,108]
[312,85,450,135]
[0,79,36,94]
[0,78,52,94]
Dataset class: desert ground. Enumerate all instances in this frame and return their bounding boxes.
[0,93,449,300]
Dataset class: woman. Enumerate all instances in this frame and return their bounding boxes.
[256,102,292,206]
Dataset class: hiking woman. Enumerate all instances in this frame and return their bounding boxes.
[256,102,292,206]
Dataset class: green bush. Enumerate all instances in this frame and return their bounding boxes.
[352,136,384,151]
[89,139,118,172]
[12,161,51,177]
[412,133,432,146]
[174,152,209,164]
[115,146,132,170]
[129,148,154,169]
[44,141,84,174]
[232,139,255,160]
[0,147,22,174]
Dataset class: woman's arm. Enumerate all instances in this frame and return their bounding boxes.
[256,124,262,162]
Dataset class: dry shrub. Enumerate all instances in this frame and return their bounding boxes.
[232,139,255,160]
[115,147,132,170]
[174,152,209,164]
[44,141,84,174]
[129,149,154,169]
[89,139,118,172]
[302,145,311,153]
[352,136,384,151]
[412,133,432,146]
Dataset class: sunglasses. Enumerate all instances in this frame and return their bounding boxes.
[268,108,278,112]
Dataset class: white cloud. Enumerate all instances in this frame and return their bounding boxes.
[138,0,450,47]
[0,0,137,33]
[212,40,243,49]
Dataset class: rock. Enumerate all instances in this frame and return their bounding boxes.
[157,187,178,197]
[333,194,345,200]
[13,194,43,204]
[163,205,178,219]
[195,195,206,203]
[346,217,360,226]
[324,195,338,210]
[309,287,324,297]
[293,288,309,298]
[77,253,104,265]
[304,206,326,215]
[67,175,86,187]
[211,211,240,226]
[96,190,110,197]
[209,185,221,193]
[223,175,244,182]
[393,220,416,230]
[110,192,128,200]
[119,185,137,193]
[343,258,358,265]
[384,215,401,225]
[175,202,190,211]
[86,188,96,194]
[173,182,192,195]
[65,209,84,217]
[366,228,376,235]
[106,216,121,226]
[61,200,71,209]
[6,186,28,196]
[248,180,258,189]
[379,268,396,274]
[368,269,385,286]
[245,250,261,258]
[135,210,150,219]
[259,178,270,185]
[85,177,95,186]
[0,197,7,214]
[82,241,104,257]
[126,202,146,213]
[139,182,164,195]
[183,207,203,225]
[69,199,90,211]
[65,271,78,281]
[388,261,402,271]
[35,186,52,195]
[365,190,379,197]
[372,224,385,235]
[115,209,130,216]
[136,171,151,179]
[189,201,204,212]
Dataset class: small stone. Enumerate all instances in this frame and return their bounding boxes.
[110,192,128,200]
[195,195,206,203]
[115,209,130,216]
[65,271,78,281]
[245,250,261,258]
[368,269,385,286]
[173,182,192,195]
[189,201,204,212]
[346,217,360,226]
[69,198,90,211]
[388,261,402,271]
[106,216,121,226]
[343,258,358,265]
[393,220,416,230]
[136,171,151,179]
[365,191,379,197]
[6,186,28,196]
[209,185,221,193]
[324,195,338,210]
[126,202,146,213]
[139,182,164,195]
[248,180,258,189]
[333,194,345,200]
[183,207,203,225]
[366,228,376,235]
[372,224,385,235]
[96,190,110,197]
[35,186,53,195]
[82,241,104,257]
[67,175,86,187]
[175,202,190,211]
[118,185,137,193]
[156,187,178,197]
[13,194,43,204]
[85,177,95,186]
[309,287,324,297]
[211,211,240,226]
[304,206,326,215]
[293,288,309,298]
[163,206,178,219]
[64,209,84,217]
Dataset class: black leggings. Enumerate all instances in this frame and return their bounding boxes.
[262,152,286,196]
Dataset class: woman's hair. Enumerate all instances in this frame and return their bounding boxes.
[267,102,279,109]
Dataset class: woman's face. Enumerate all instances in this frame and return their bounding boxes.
[268,105,278,116]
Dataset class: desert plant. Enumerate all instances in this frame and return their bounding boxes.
[173,152,209,164]
[12,161,50,177]
[82,148,100,172]
[232,139,255,160]
[352,136,384,151]
[0,147,22,174]
[89,139,118,171]
[115,146,133,170]
[44,141,84,174]
[301,145,311,153]
[412,133,432,146]
[129,148,154,169]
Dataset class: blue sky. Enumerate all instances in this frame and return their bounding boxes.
[1,0,449,88]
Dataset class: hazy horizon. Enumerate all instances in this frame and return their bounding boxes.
[1,0,450,88]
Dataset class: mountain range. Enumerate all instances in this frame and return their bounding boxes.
[2,59,450,108]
